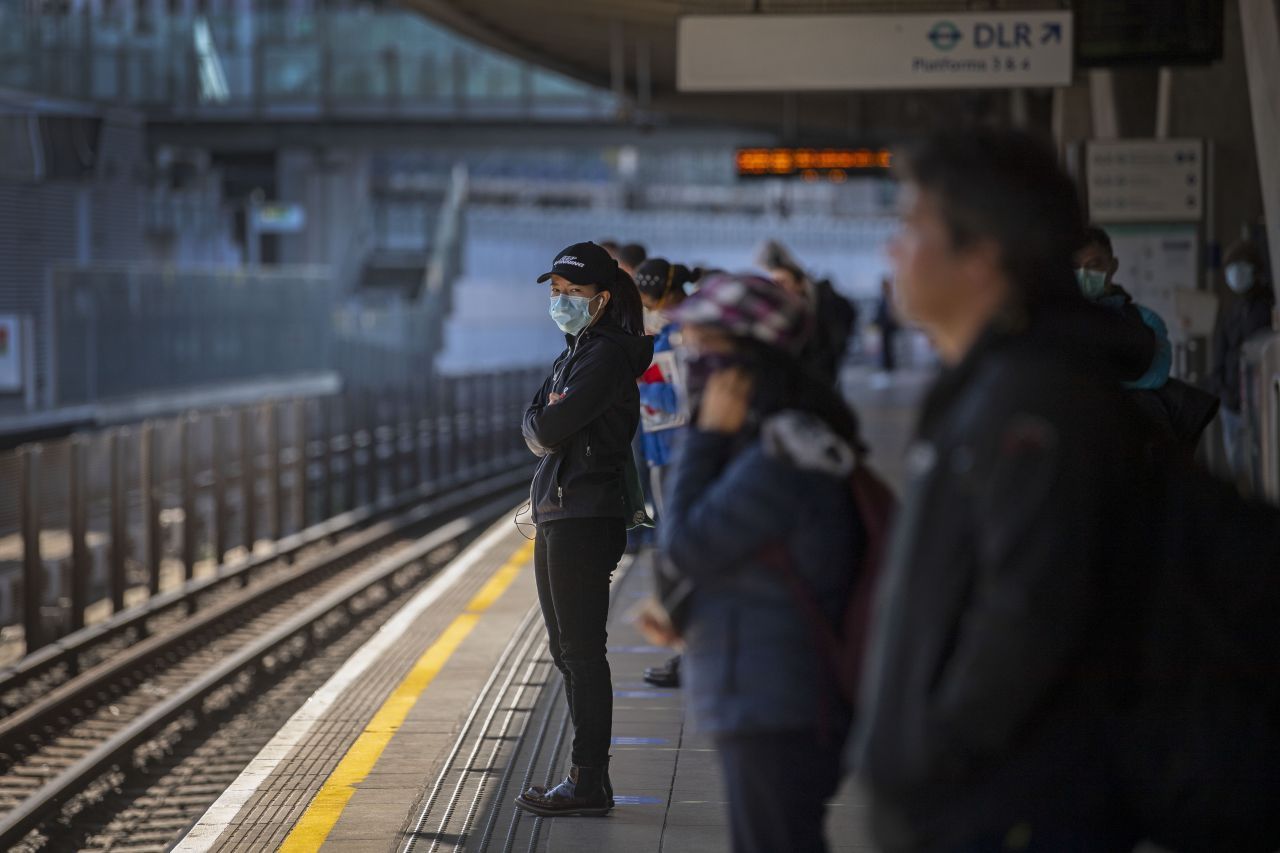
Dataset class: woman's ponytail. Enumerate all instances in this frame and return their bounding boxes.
[608,267,646,336]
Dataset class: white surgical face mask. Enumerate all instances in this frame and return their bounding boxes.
[643,308,666,335]
[550,294,596,335]
[1075,268,1108,300]
[1226,262,1256,294]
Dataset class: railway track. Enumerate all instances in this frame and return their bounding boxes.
[0,466,530,850]
[0,457,524,716]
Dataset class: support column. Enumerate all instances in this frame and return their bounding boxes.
[1088,69,1120,140]
[1051,81,1093,150]
[1239,0,1280,305]
[610,21,628,120]
[1155,67,1174,139]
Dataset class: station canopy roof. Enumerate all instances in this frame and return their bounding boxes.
[402,0,1065,139]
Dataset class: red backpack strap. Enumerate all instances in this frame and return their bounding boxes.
[760,462,899,710]
[760,542,848,735]
[846,464,898,687]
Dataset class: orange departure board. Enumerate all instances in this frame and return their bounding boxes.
[735,148,893,180]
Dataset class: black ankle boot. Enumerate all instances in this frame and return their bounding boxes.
[523,756,614,808]
[515,763,612,817]
[643,654,681,688]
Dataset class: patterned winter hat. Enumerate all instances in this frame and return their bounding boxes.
[670,271,809,353]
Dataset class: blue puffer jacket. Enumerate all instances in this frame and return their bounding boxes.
[661,411,864,735]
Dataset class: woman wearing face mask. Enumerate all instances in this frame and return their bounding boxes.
[659,273,866,853]
[1211,238,1275,485]
[516,241,652,818]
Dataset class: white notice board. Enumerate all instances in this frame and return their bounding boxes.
[1086,139,1204,223]
[1106,224,1212,340]
[0,315,23,392]
[677,12,1073,91]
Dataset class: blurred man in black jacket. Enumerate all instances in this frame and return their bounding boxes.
[854,129,1157,853]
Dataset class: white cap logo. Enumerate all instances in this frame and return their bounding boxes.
[555,255,586,268]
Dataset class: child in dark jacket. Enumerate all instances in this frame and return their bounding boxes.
[660,272,867,853]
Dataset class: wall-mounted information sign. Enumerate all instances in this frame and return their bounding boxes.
[736,148,893,180]
[1086,139,1204,223]
[680,12,1073,91]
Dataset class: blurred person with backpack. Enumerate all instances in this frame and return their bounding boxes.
[658,271,890,853]
[760,241,858,388]
[855,129,1162,852]
[855,127,1280,853]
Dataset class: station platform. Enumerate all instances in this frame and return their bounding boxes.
[174,367,928,853]
[172,524,871,852]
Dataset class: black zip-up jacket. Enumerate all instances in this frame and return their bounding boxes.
[523,319,654,524]
[854,297,1159,851]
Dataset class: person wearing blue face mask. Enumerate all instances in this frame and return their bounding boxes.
[516,241,653,818]
[1075,226,1221,454]
[1211,238,1275,485]
[1074,226,1172,392]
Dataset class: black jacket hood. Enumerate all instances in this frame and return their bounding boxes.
[981,295,1154,384]
[919,295,1155,439]
[570,319,655,379]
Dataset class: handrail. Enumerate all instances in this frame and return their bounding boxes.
[3,368,542,658]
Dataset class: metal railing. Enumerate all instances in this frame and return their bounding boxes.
[46,264,334,409]
[1242,330,1280,502]
[3,367,541,657]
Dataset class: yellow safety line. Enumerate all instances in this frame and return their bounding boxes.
[279,540,535,852]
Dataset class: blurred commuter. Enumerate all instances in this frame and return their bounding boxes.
[1076,225,1219,452]
[1075,226,1172,390]
[517,241,653,817]
[660,272,866,853]
[617,241,654,552]
[634,258,701,506]
[633,257,700,689]
[598,238,621,260]
[875,277,902,375]
[854,129,1159,851]
[618,242,647,277]
[760,241,858,387]
[1210,238,1275,484]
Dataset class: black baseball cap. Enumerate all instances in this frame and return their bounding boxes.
[536,241,619,286]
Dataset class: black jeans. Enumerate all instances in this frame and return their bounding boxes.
[715,729,845,853]
[534,517,626,768]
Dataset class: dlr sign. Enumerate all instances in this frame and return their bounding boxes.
[973,22,1033,49]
